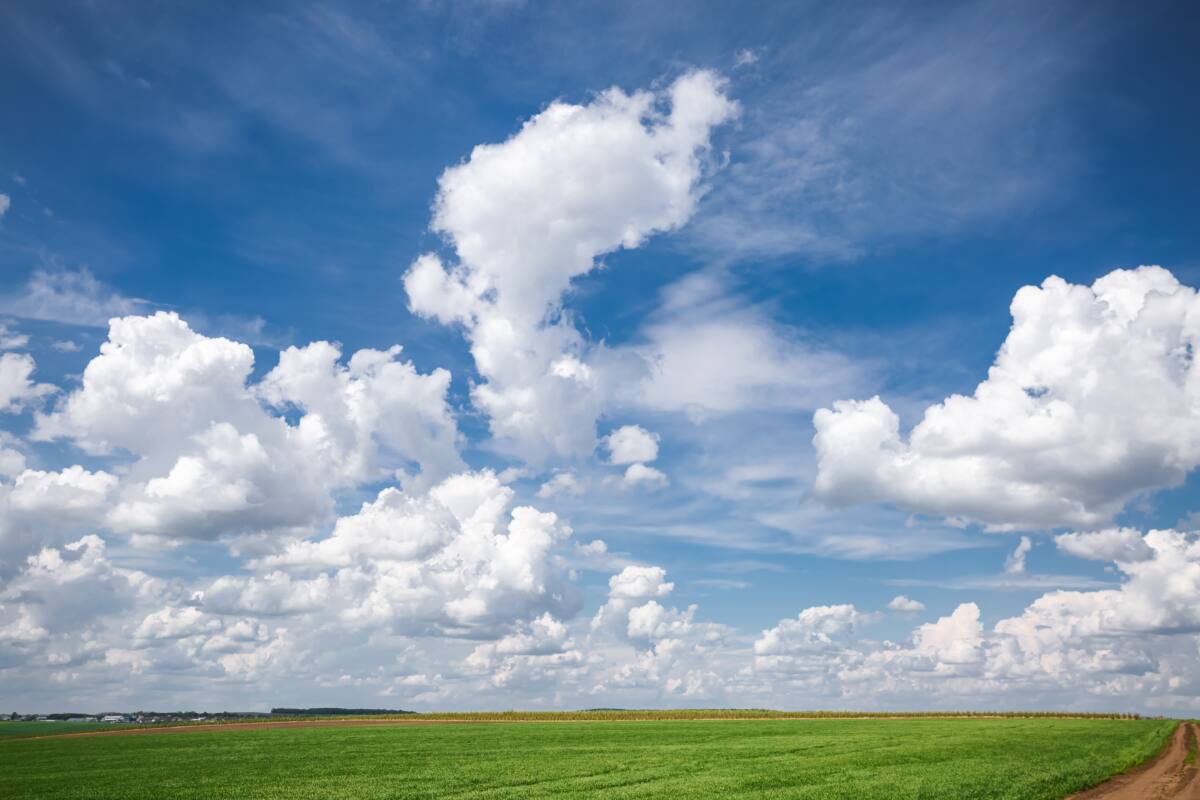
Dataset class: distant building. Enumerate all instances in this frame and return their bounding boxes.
[101,714,127,723]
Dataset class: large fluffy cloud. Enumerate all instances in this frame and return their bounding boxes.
[32,312,462,541]
[814,266,1200,529]
[405,71,737,462]
[0,466,116,577]
[243,470,579,636]
[0,470,584,700]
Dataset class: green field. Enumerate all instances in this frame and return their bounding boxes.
[0,718,1175,799]
[0,721,125,738]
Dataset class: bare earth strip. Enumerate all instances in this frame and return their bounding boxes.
[20,718,476,740]
[1071,722,1200,800]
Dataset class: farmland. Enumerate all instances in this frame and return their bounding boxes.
[0,721,122,738]
[0,716,1176,799]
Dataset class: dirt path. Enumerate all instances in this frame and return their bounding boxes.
[1070,722,1200,799]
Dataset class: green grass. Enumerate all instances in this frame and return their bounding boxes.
[0,718,1176,799]
[0,721,125,738]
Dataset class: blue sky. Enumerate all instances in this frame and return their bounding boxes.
[1,0,1199,713]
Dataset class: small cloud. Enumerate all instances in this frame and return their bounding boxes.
[577,540,607,557]
[622,463,668,490]
[537,471,582,499]
[1004,536,1032,575]
[0,194,10,218]
[496,465,533,484]
[733,48,759,68]
[887,595,925,613]
[0,321,29,350]
[51,340,82,353]
[604,425,660,465]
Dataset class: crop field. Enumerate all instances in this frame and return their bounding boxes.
[0,717,1175,799]
[0,721,123,738]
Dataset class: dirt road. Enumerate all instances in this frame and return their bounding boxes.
[1071,722,1200,799]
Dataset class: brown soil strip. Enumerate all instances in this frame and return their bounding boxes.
[12,718,479,740]
[1070,722,1200,799]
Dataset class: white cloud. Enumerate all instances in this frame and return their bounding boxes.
[0,466,117,576]
[0,322,29,350]
[1055,528,1154,563]
[621,463,668,489]
[912,603,983,666]
[887,595,925,613]
[626,601,697,641]
[246,470,580,636]
[0,433,25,479]
[604,425,659,465]
[733,49,759,68]
[31,312,461,542]
[0,268,150,327]
[462,613,578,689]
[591,565,674,636]
[631,271,867,420]
[815,267,1200,530]
[755,604,868,658]
[0,353,54,413]
[405,71,737,462]
[746,527,1200,707]
[1004,536,1032,575]
[536,470,581,499]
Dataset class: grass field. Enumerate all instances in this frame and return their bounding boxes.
[0,721,126,738]
[0,717,1176,799]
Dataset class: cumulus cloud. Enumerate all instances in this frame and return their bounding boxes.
[405,71,737,462]
[462,613,580,689]
[246,470,579,636]
[0,466,117,576]
[755,604,869,659]
[887,595,925,613]
[591,565,674,635]
[536,470,581,499]
[33,312,461,541]
[0,432,25,478]
[746,527,1200,707]
[814,267,1200,530]
[620,463,669,490]
[605,425,659,465]
[1055,528,1154,563]
[0,352,54,413]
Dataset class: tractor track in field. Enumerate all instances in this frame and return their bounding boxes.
[1070,722,1200,799]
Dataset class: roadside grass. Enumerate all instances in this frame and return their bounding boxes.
[0,717,1175,799]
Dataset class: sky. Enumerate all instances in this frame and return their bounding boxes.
[1,0,1199,714]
